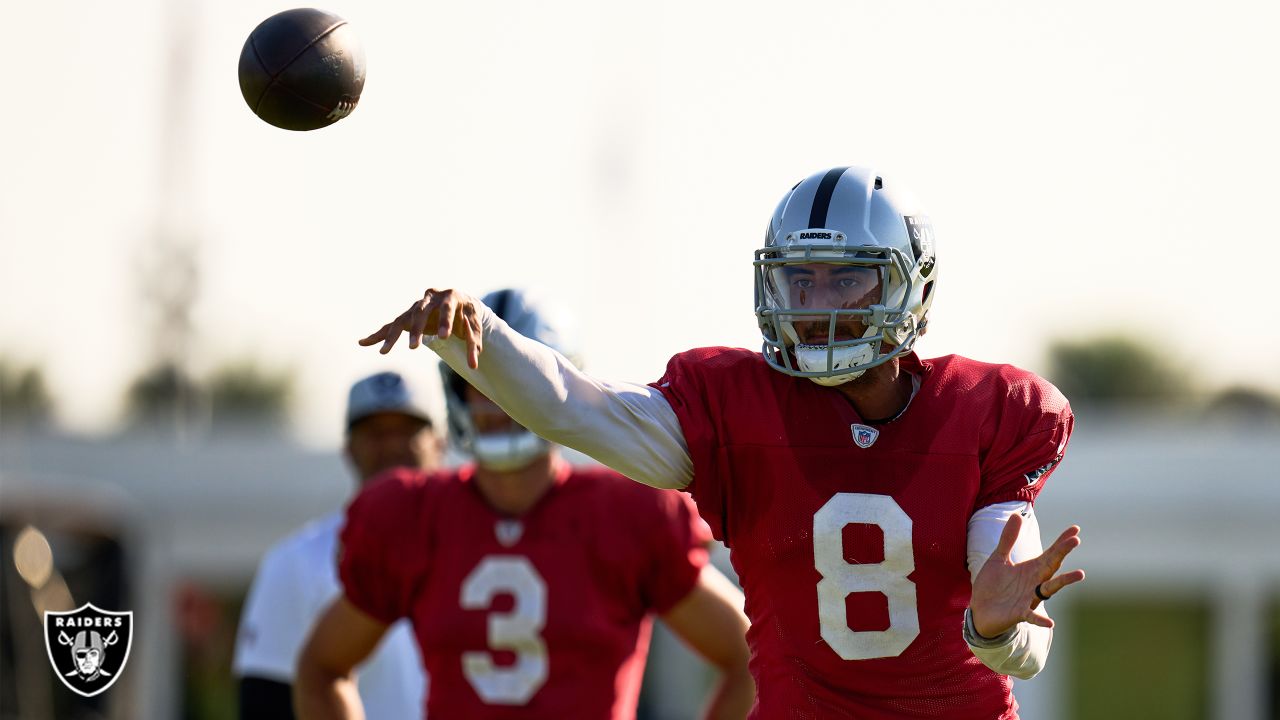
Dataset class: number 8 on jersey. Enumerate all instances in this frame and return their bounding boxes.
[814,493,920,661]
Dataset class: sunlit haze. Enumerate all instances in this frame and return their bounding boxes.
[4,0,1279,445]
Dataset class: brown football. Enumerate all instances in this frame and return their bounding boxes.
[238,8,366,131]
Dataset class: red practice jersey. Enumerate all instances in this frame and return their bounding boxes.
[340,464,711,719]
[653,348,1073,719]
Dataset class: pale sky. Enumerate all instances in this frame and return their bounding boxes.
[3,0,1279,445]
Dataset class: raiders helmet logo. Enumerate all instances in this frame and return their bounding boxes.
[44,603,133,697]
[903,215,936,278]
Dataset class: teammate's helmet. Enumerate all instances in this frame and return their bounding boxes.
[440,289,579,471]
[754,166,937,385]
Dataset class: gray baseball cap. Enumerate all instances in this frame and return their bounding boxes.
[345,371,435,431]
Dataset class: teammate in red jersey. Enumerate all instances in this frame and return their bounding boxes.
[297,289,754,720]
[360,167,1086,719]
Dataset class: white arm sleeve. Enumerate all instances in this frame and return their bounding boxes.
[233,546,307,682]
[962,501,1054,680]
[428,301,694,489]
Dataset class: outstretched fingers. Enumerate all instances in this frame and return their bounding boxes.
[357,314,408,354]
[1039,569,1087,599]
[991,512,1023,563]
[436,293,458,339]
[359,289,484,362]
[378,312,411,354]
[1030,526,1085,607]
[407,295,435,349]
[1023,609,1055,629]
[1038,525,1082,575]
[460,303,483,369]
[358,323,393,348]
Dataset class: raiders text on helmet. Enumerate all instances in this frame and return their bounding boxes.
[754,166,937,385]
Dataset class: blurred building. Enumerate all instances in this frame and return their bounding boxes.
[2,413,1278,720]
[1016,412,1280,720]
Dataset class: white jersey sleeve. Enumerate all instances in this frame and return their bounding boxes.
[233,542,310,681]
[962,501,1054,680]
[428,300,693,489]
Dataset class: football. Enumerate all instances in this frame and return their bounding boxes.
[237,8,366,131]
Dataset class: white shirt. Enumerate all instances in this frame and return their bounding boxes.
[233,511,427,718]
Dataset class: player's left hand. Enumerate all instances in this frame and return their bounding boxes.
[969,513,1085,639]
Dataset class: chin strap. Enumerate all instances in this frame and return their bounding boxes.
[793,315,883,385]
[796,344,874,385]
[792,312,920,387]
[472,430,550,472]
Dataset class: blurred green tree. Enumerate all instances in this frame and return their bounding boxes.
[0,359,54,430]
[1204,385,1280,424]
[205,361,293,430]
[1046,336,1190,405]
[125,362,205,431]
[124,360,293,435]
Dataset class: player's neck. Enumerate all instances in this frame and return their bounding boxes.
[472,451,560,516]
[832,357,914,422]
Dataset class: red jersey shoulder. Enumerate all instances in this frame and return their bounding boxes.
[653,347,817,544]
[922,354,1070,419]
[347,466,456,525]
[653,346,768,391]
[922,355,1074,506]
[562,465,711,544]
[652,346,785,440]
[340,467,459,624]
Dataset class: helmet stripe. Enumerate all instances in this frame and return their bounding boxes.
[807,166,850,230]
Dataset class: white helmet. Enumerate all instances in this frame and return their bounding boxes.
[440,289,579,471]
[754,166,937,385]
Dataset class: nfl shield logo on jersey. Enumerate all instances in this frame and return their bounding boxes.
[44,603,133,697]
[495,519,524,547]
[850,424,879,449]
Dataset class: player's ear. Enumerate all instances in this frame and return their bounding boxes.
[418,431,444,470]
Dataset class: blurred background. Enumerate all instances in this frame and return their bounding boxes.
[3,0,1279,718]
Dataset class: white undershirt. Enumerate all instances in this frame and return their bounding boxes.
[233,512,427,714]
[427,302,1051,679]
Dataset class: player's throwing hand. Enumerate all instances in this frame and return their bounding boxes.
[969,514,1086,639]
[359,288,485,369]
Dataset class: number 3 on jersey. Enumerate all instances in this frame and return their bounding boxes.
[460,556,549,704]
[813,493,920,660]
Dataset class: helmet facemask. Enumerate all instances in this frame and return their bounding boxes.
[441,361,551,472]
[756,237,922,385]
[754,166,936,386]
[440,288,576,471]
